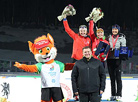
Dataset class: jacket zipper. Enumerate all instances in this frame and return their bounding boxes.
[87,67,89,92]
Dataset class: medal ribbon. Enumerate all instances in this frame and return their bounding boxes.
[112,35,119,48]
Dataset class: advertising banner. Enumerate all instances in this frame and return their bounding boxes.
[0,71,138,102]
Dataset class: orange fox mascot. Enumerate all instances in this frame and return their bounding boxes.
[14,33,74,102]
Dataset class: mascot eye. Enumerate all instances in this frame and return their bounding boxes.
[46,47,50,51]
[39,50,42,53]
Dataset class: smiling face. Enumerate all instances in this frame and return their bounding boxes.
[79,29,87,37]
[28,34,57,63]
[96,28,104,38]
[79,25,87,37]
[112,28,119,35]
[97,31,104,38]
[83,47,92,59]
[35,47,57,63]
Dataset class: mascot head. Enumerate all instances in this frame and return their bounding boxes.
[28,33,57,63]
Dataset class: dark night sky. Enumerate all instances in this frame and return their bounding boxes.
[0,0,138,29]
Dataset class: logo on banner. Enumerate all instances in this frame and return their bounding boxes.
[1,82,10,99]
[0,82,10,102]
[60,83,72,102]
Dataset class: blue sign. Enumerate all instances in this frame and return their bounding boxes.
[120,47,128,54]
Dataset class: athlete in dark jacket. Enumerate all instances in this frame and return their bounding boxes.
[71,46,106,102]
[107,24,126,101]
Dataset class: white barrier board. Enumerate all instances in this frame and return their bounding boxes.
[0,71,138,102]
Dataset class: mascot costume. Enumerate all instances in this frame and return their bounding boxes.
[14,33,74,102]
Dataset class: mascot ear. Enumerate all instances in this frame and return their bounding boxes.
[47,33,54,45]
[28,41,35,54]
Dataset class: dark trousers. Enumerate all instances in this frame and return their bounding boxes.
[102,61,106,68]
[107,59,122,97]
[79,92,100,102]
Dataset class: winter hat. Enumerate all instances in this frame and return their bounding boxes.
[79,25,87,31]
[112,24,120,31]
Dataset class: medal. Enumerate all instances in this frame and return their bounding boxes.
[93,48,97,51]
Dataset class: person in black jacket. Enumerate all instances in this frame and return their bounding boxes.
[71,46,106,102]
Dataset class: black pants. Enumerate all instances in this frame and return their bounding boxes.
[107,59,122,97]
[41,88,64,101]
[79,92,100,102]
[102,61,106,68]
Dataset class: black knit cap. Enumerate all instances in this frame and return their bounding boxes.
[112,24,120,31]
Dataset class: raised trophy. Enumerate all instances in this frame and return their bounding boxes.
[85,7,104,23]
[57,4,76,21]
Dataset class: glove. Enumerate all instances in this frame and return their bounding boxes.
[57,4,76,21]
[85,7,104,23]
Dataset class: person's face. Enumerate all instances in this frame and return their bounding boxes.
[79,29,87,37]
[83,48,92,59]
[112,28,119,35]
[97,31,104,38]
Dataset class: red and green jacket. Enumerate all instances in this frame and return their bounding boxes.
[89,20,109,62]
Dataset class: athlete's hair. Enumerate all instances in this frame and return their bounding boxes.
[82,46,92,51]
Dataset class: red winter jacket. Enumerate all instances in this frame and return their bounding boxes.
[89,21,109,62]
[63,19,92,60]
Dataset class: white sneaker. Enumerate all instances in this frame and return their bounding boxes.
[116,96,122,101]
[116,96,121,99]
[110,96,116,101]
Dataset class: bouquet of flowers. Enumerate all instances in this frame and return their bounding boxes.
[57,4,76,21]
[85,7,104,23]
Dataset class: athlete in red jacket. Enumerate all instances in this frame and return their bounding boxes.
[89,21,109,62]
[63,16,93,62]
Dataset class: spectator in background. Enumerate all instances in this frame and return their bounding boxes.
[71,46,106,102]
[107,24,126,101]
